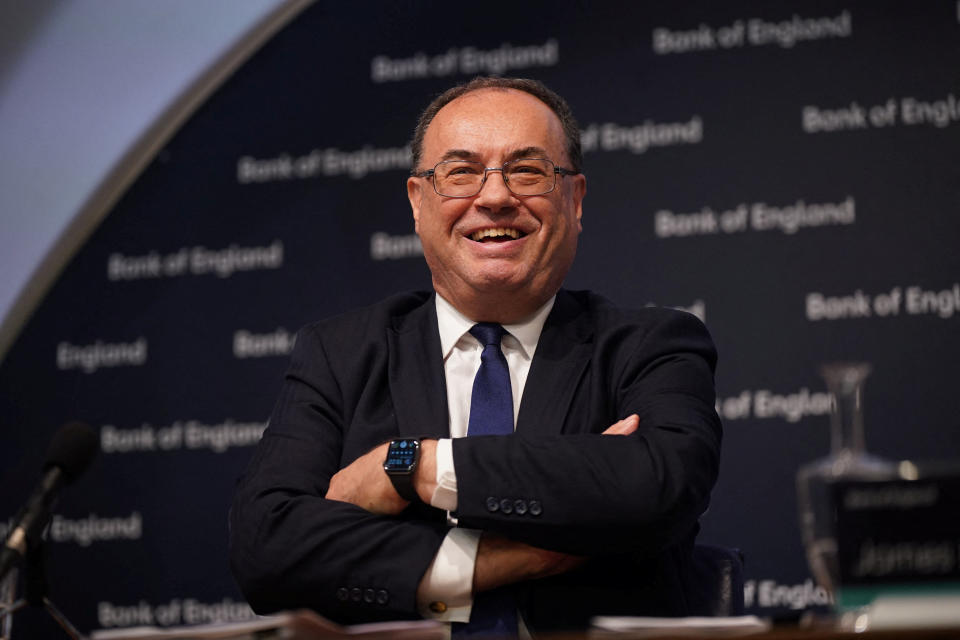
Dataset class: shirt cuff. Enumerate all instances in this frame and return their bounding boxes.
[430,437,458,511]
[416,527,480,622]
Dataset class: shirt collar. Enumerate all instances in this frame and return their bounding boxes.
[435,293,555,361]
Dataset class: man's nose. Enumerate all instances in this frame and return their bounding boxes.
[473,169,516,210]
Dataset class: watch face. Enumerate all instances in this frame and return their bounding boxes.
[384,438,419,473]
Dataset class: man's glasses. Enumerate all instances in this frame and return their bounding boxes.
[414,158,578,198]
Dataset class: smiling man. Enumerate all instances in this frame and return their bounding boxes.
[408,85,583,325]
[230,78,722,636]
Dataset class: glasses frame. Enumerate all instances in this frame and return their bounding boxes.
[414,158,579,198]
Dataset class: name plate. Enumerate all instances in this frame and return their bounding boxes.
[833,472,960,606]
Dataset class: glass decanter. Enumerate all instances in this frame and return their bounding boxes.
[796,363,898,600]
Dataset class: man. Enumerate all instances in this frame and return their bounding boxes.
[229,77,721,634]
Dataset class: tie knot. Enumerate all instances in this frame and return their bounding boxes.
[469,323,507,347]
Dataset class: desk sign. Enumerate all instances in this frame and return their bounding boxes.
[834,473,960,608]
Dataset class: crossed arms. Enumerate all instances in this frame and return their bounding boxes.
[229,296,721,623]
[325,415,641,597]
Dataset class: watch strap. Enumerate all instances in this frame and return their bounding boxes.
[388,470,420,503]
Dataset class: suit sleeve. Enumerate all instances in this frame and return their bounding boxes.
[451,310,721,556]
[228,325,448,623]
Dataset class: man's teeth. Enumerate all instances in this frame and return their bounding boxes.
[470,227,521,241]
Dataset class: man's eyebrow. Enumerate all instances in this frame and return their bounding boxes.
[439,149,481,162]
[504,146,550,162]
[437,146,553,164]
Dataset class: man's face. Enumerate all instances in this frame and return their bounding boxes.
[407,88,586,322]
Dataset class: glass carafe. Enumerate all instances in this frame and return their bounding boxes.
[796,363,897,600]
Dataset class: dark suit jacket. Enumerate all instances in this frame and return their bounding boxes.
[229,289,722,633]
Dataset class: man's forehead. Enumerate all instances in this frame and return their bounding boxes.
[439,146,551,163]
[422,88,566,162]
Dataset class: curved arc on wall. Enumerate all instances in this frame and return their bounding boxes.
[0,0,315,365]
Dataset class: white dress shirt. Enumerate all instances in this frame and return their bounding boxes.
[416,293,555,622]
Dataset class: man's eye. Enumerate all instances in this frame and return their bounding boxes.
[447,165,481,176]
[509,164,547,176]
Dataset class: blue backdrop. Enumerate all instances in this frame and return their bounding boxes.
[2,1,958,633]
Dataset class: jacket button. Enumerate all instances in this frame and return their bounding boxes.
[376,589,390,605]
[529,500,542,516]
[499,498,513,514]
[336,587,349,601]
[350,587,362,602]
[486,496,500,512]
[363,588,375,603]
[514,499,528,515]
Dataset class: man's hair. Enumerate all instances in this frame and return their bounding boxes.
[410,76,583,173]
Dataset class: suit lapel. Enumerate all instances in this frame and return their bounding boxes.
[516,290,593,437]
[387,295,450,439]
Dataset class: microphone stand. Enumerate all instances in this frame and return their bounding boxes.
[0,537,85,640]
[2,423,96,639]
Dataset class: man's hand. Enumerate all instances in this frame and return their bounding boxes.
[326,439,438,514]
[472,533,587,594]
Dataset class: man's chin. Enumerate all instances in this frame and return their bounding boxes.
[468,269,532,293]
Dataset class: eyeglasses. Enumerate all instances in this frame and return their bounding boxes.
[414,158,578,198]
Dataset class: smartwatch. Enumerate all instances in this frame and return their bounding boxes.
[383,438,422,502]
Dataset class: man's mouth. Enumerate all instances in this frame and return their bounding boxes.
[469,227,526,243]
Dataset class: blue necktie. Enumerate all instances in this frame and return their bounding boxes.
[466,323,514,437]
[453,323,518,638]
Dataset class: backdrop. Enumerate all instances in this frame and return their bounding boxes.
[2,1,958,633]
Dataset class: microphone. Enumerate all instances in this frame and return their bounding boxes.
[0,422,97,581]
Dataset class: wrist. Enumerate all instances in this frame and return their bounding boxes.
[383,438,423,502]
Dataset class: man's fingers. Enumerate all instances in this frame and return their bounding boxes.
[602,414,639,435]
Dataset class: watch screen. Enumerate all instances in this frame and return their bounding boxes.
[385,439,418,471]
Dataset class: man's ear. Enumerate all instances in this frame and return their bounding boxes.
[407,177,423,233]
[571,173,586,232]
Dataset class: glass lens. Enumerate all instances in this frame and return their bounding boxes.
[503,158,555,195]
[434,161,485,196]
